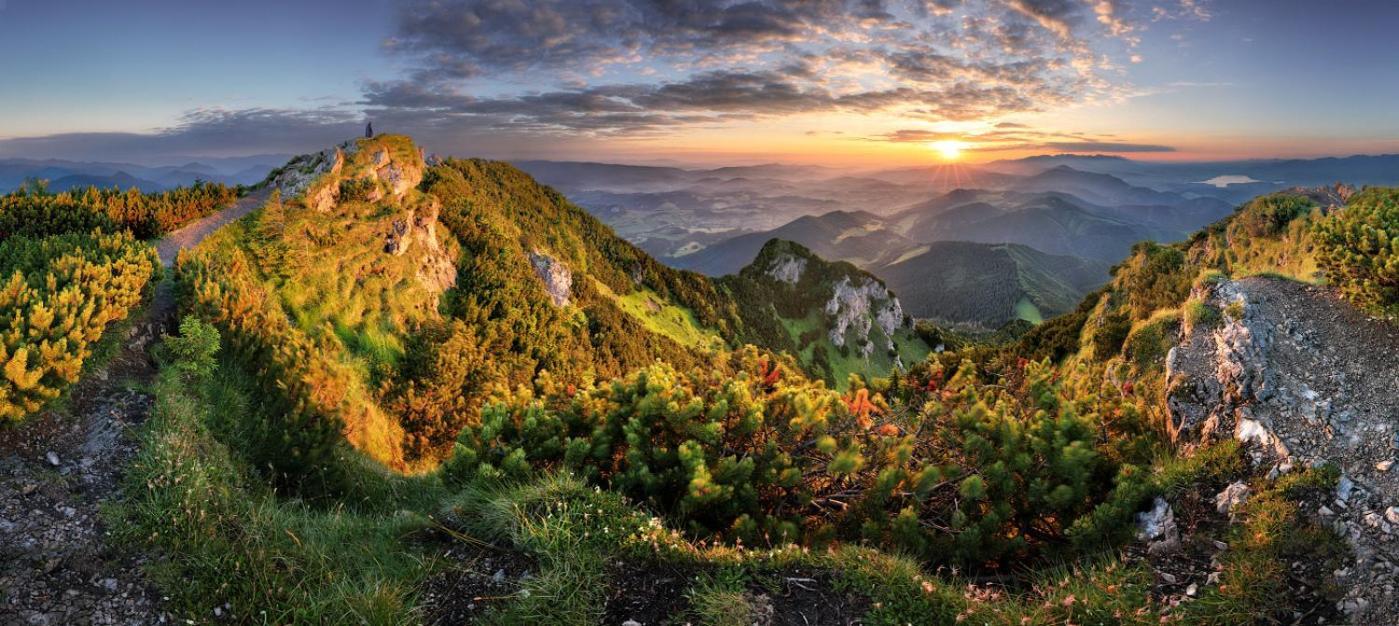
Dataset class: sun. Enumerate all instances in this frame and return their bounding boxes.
[930,140,965,161]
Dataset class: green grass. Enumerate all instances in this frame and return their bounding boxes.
[113,354,446,624]
[774,310,928,389]
[594,278,724,350]
[1184,298,1222,331]
[117,335,1345,625]
[1013,296,1044,324]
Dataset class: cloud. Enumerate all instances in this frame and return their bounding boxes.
[1004,0,1080,39]
[1036,140,1174,152]
[356,0,1163,139]
[360,64,1073,139]
[4,0,1187,160]
[1152,0,1212,22]
[870,125,1175,153]
[0,108,362,162]
[387,0,896,76]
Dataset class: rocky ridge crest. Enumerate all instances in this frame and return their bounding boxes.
[1166,275,1399,621]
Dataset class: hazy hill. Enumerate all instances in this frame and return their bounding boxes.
[901,193,1163,262]
[671,202,1116,328]
[0,155,285,192]
[872,241,1109,326]
[1012,165,1184,207]
[49,171,167,192]
[669,210,915,275]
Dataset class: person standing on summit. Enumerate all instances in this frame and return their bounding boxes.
[365,121,373,138]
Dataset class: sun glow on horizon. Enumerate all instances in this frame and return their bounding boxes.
[930,140,966,161]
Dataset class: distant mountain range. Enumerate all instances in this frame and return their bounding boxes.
[0,155,289,192]
[985,152,1399,203]
[873,241,1108,326]
[661,166,1241,326]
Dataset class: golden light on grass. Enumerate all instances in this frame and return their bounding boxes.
[930,140,965,161]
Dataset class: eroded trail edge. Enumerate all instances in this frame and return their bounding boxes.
[2,191,269,624]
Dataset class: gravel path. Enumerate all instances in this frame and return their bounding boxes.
[155,189,270,266]
[1,192,268,624]
[0,294,172,625]
[1169,275,1399,622]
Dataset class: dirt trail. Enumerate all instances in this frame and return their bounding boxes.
[1168,275,1399,622]
[1,192,269,624]
[156,188,270,266]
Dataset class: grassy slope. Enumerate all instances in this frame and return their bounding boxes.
[591,278,724,351]
[120,338,1338,625]
[115,183,1362,624]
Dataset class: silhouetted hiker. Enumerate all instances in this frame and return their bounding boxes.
[365,122,374,138]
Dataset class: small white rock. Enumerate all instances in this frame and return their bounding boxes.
[45,451,60,467]
[1386,507,1399,525]
[1186,583,1198,597]
[1364,511,1383,528]
[1215,481,1251,515]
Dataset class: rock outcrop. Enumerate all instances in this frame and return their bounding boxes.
[765,253,807,285]
[268,138,425,213]
[529,250,572,307]
[268,142,347,212]
[1167,275,1399,621]
[825,276,905,359]
[267,136,456,295]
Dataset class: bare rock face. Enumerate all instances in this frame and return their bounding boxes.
[269,138,424,213]
[379,197,456,293]
[824,276,905,358]
[413,201,456,294]
[1167,276,1399,621]
[529,250,572,307]
[269,143,348,211]
[765,253,807,285]
[385,218,411,255]
[1136,497,1181,556]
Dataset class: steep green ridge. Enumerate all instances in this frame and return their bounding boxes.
[874,240,1108,327]
[178,136,919,471]
[718,239,928,386]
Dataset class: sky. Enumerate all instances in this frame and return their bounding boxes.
[1,0,1398,166]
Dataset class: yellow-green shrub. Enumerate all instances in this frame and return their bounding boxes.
[1316,187,1399,313]
[0,230,158,422]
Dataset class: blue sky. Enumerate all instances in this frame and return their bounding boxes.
[1,0,1396,165]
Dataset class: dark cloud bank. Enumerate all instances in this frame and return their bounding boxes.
[1,0,1208,162]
